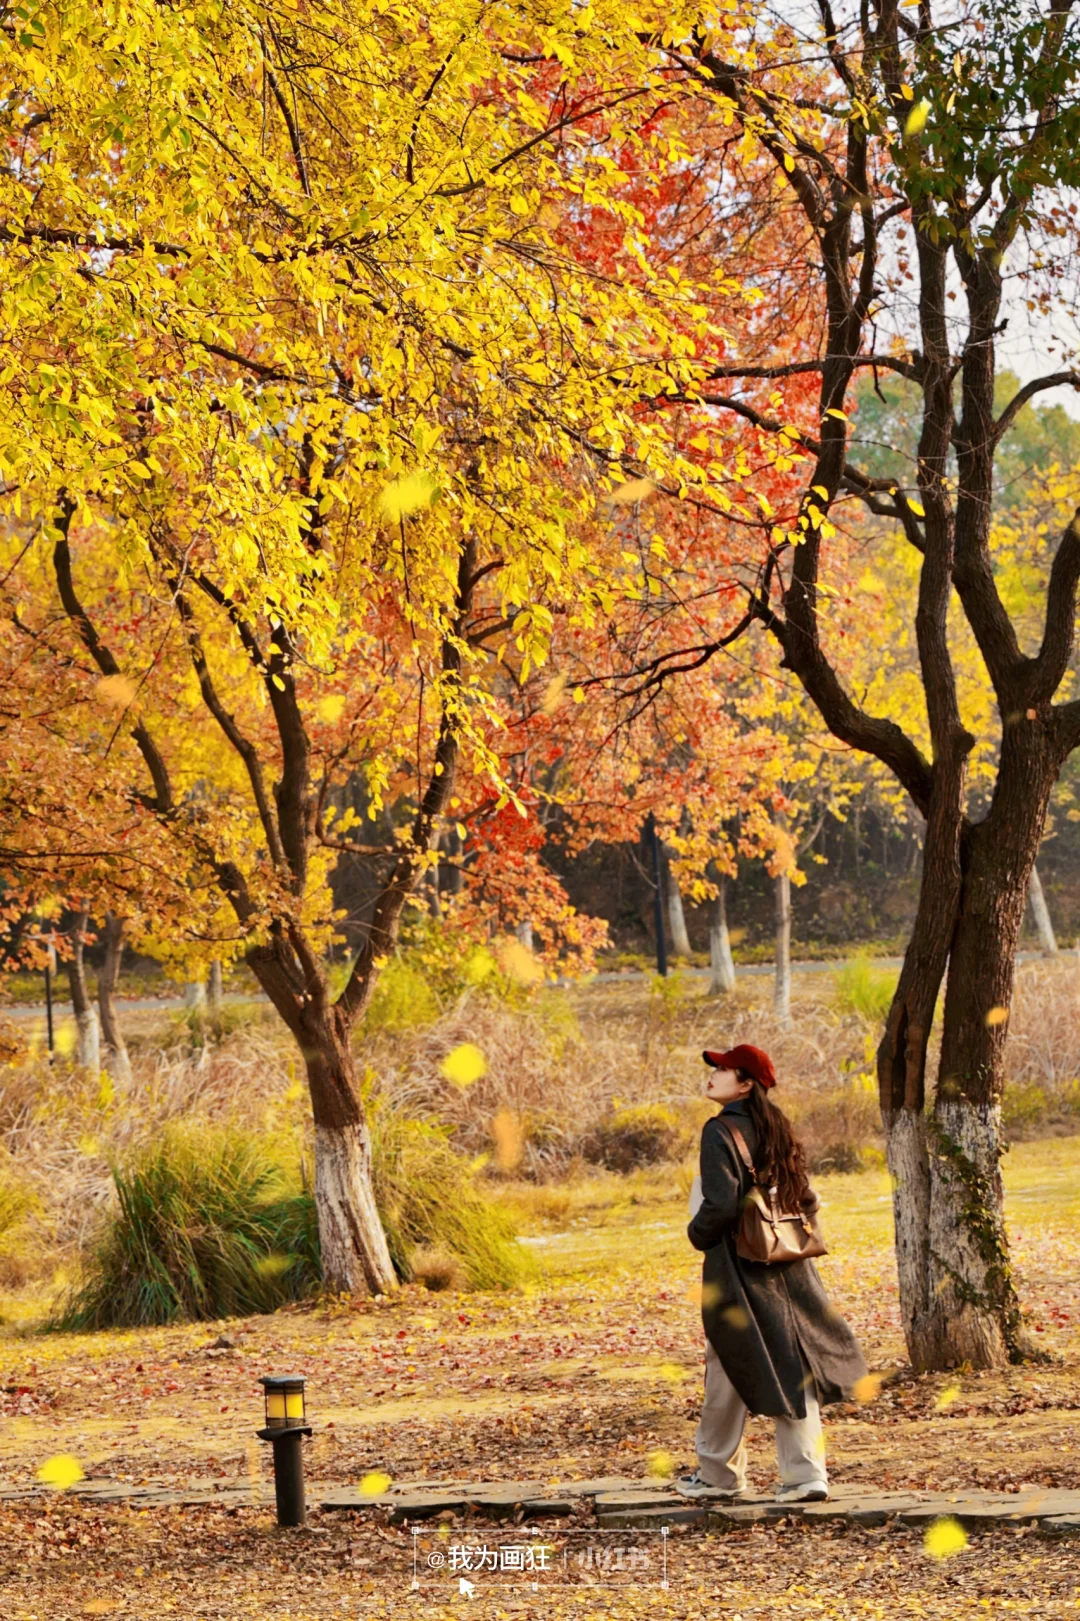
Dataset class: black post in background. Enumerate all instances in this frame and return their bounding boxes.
[268,1430,307,1526]
[647,813,668,977]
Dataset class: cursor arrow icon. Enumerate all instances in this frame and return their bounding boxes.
[458,1577,475,1597]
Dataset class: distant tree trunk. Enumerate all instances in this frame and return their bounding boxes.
[707,864,736,995]
[97,913,131,1085]
[662,844,693,957]
[67,911,100,1078]
[207,958,224,1013]
[774,870,792,1024]
[183,980,206,1014]
[516,919,534,951]
[1027,862,1058,956]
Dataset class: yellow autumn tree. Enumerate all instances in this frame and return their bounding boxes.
[0,0,766,1290]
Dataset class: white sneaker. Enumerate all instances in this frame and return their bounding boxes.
[775,1481,829,1503]
[673,1472,749,1500]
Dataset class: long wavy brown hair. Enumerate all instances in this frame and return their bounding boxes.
[738,1070,811,1212]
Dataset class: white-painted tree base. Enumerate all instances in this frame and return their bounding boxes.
[315,1121,397,1295]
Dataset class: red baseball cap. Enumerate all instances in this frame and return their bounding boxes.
[702,1044,776,1088]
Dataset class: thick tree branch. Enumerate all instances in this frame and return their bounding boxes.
[52,504,174,815]
[174,588,288,871]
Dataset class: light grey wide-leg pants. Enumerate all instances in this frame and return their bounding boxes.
[694,1339,827,1491]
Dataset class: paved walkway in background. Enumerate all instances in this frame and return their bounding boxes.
[5,1475,1079,1536]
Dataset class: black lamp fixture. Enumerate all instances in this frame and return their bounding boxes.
[257,1374,312,1527]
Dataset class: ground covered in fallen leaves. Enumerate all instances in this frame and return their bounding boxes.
[1,1137,1079,1616]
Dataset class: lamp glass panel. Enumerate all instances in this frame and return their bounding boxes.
[285,1391,305,1420]
[266,1392,287,1421]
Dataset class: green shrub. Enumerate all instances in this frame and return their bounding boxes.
[56,1126,319,1330]
[369,1102,535,1290]
[364,958,442,1034]
[579,1102,683,1172]
[833,954,898,1023]
[1003,1081,1049,1134]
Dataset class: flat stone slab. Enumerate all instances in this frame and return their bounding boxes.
[1039,1516,1080,1538]
[598,1503,706,1529]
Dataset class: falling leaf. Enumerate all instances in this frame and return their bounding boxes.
[496,936,543,986]
[572,687,585,703]
[721,1304,751,1330]
[540,672,568,715]
[985,1006,1009,1027]
[656,1362,687,1384]
[904,99,931,137]
[646,1449,674,1479]
[607,477,656,505]
[253,1252,292,1279]
[37,1453,84,1492]
[491,1107,523,1172]
[934,1381,961,1411]
[94,674,137,710]
[317,694,346,723]
[441,1042,487,1088]
[358,1470,392,1497]
[923,1516,968,1558]
[853,1373,882,1403]
[378,472,438,523]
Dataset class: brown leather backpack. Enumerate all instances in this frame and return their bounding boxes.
[722,1120,828,1265]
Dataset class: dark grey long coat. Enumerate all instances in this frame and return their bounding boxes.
[687,1098,868,1419]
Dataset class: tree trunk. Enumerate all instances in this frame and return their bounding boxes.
[774,870,791,1024]
[515,919,534,951]
[879,737,1056,1371]
[1027,862,1058,955]
[97,913,131,1085]
[303,1012,397,1295]
[207,958,224,1013]
[67,911,100,1078]
[247,947,397,1295]
[662,844,693,957]
[707,864,736,995]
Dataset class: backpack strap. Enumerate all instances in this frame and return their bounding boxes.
[720,1120,760,1184]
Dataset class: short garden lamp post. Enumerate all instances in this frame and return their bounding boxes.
[257,1374,312,1527]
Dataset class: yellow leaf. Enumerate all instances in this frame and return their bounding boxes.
[908,498,926,517]
[491,1107,523,1172]
[985,1006,1009,1027]
[358,1470,392,1497]
[37,1454,85,1492]
[378,472,438,523]
[607,477,656,505]
[923,1516,968,1558]
[853,1372,883,1403]
[645,1449,674,1479]
[904,100,931,137]
[317,694,345,723]
[934,1381,962,1411]
[541,672,568,714]
[83,1603,121,1617]
[94,674,137,710]
[440,1042,487,1088]
[572,687,585,703]
[496,936,543,986]
[900,84,915,101]
[824,407,848,421]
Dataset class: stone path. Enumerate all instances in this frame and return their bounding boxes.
[4,1475,1079,1536]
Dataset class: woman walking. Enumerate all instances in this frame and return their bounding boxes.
[677,1044,868,1503]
